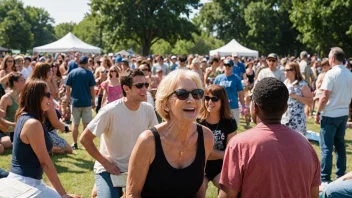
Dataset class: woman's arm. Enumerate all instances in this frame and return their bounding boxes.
[126,131,155,198]
[22,119,67,196]
[290,85,313,106]
[195,126,215,198]
[203,69,210,86]
[316,73,325,90]
[208,131,236,160]
[0,95,10,132]
[94,67,101,79]
[46,102,65,131]
[102,89,108,107]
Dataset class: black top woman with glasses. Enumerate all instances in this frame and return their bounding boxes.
[197,84,237,194]
[127,69,214,197]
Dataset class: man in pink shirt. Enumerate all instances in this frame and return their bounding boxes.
[219,77,321,198]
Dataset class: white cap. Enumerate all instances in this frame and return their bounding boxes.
[108,53,113,56]
[164,58,168,62]
[171,55,177,59]
[220,57,225,60]
[202,58,207,62]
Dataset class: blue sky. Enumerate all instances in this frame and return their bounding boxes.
[22,0,211,25]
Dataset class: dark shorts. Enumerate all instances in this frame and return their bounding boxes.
[205,160,223,181]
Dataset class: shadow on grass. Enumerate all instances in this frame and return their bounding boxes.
[51,153,95,174]
[2,149,13,156]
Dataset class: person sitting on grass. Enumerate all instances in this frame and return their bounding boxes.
[7,80,81,198]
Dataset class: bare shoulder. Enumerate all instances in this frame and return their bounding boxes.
[23,118,43,135]
[200,125,214,145]
[138,130,156,145]
[0,70,6,76]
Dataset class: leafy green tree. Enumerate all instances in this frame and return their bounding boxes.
[54,22,76,39]
[290,0,352,56]
[73,14,101,47]
[0,0,33,52]
[25,6,56,47]
[90,0,201,56]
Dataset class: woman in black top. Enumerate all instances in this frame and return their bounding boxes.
[197,84,237,193]
[126,69,214,197]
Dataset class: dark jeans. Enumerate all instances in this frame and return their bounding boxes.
[320,115,348,182]
[0,168,8,178]
[95,95,103,113]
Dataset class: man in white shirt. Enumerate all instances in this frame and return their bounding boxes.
[315,47,352,187]
[23,56,32,77]
[152,56,169,76]
[80,69,158,198]
[14,56,29,80]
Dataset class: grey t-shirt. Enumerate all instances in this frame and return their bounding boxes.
[257,68,286,82]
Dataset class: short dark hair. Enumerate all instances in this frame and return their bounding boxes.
[179,55,187,63]
[330,47,345,62]
[8,72,23,89]
[120,69,145,97]
[252,77,288,116]
[141,60,151,71]
[209,57,219,65]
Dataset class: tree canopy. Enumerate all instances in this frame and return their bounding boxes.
[90,0,201,56]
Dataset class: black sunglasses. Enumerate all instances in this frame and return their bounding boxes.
[205,96,219,102]
[224,64,233,67]
[132,82,149,89]
[168,89,204,100]
[268,59,277,63]
[100,70,108,73]
[44,92,51,98]
[284,69,294,72]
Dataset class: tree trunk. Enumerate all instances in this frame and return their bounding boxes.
[142,41,151,56]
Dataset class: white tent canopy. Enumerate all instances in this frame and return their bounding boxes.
[209,39,259,57]
[116,50,130,56]
[33,32,101,53]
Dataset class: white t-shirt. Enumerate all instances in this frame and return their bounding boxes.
[257,68,286,82]
[20,68,30,81]
[321,65,352,117]
[87,98,159,173]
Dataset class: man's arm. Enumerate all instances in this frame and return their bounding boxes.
[90,86,96,109]
[65,85,71,103]
[315,89,331,124]
[238,91,245,108]
[218,185,239,198]
[80,129,120,175]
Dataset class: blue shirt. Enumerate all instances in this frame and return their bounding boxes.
[232,61,246,79]
[214,74,243,109]
[169,63,179,71]
[65,67,96,107]
[68,60,78,74]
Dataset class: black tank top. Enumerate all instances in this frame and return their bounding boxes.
[141,124,205,198]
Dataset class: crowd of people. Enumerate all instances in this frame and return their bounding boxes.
[0,47,351,198]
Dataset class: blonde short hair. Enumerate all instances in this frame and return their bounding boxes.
[155,69,203,121]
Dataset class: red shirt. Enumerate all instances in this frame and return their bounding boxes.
[220,123,321,198]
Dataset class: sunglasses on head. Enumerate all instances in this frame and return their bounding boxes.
[44,92,51,98]
[132,82,149,89]
[168,89,204,100]
[205,96,219,102]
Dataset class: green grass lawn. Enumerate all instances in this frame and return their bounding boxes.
[1,117,351,198]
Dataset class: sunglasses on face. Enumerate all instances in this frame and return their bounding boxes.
[15,60,23,63]
[268,59,277,63]
[141,68,150,72]
[322,64,329,67]
[109,70,117,73]
[44,92,51,98]
[132,82,149,89]
[205,96,219,102]
[224,64,232,67]
[168,89,204,100]
[284,69,294,72]
[7,60,13,63]
[101,70,108,73]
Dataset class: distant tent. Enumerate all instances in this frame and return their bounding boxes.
[209,39,259,57]
[33,32,101,53]
[116,50,130,56]
[0,46,10,52]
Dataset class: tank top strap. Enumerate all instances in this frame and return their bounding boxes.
[195,124,205,164]
[149,127,164,157]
